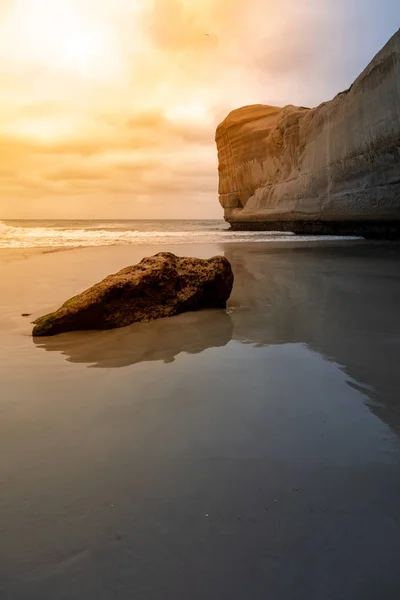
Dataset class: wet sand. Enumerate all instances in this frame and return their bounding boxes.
[1,241,400,599]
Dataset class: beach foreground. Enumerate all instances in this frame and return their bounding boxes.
[1,241,400,599]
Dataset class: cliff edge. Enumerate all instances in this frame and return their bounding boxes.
[216,30,400,237]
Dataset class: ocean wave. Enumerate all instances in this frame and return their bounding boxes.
[0,220,361,248]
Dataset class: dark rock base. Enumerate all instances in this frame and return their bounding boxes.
[228,221,400,240]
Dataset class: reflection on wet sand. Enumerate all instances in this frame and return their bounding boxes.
[33,308,233,368]
[225,242,400,430]
[34,241,400,427]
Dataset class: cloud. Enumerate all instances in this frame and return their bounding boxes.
[45,166,111,182]
[0,0,398,217]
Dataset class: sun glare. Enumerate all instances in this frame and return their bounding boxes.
[1,0,117,75]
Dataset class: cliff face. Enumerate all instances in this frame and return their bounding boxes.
[216,30,400,237]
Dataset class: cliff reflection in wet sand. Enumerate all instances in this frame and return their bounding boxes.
[225,242,400,430]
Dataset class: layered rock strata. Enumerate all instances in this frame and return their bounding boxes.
[216,30,400,237]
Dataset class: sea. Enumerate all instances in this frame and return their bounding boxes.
[0,219,361,248]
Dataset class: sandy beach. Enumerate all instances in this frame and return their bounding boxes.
[1,240,400,599]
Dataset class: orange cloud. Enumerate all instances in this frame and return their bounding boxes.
[0,0,397,217]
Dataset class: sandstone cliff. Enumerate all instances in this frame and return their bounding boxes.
[216,30,400,237]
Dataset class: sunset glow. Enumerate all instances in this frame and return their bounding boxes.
[0,0,397,218]
[5,2,108,72]
[0,0,128,81]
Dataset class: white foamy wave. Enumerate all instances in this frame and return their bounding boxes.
[0,220,361,248]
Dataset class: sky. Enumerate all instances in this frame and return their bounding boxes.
[0,0,398,219]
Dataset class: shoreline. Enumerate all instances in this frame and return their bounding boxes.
[1,236,397,265]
